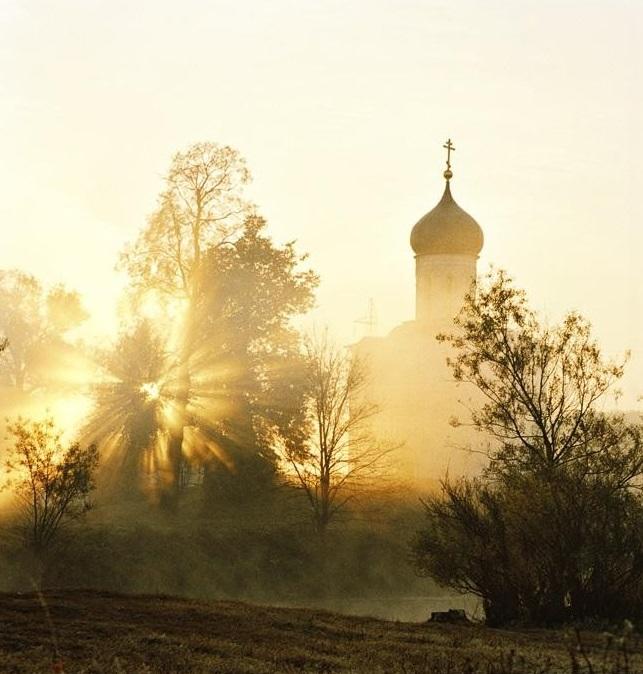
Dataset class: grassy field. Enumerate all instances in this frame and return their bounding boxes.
[0,590,640,673]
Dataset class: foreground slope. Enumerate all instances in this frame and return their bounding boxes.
[0,591,639,673]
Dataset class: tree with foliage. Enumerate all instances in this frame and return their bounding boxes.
[121,142,251,302]
[118,144,318,509]
[184,214,318,504]
[5,416,98,578]
[119,142,252,508]
[412,269,643,625]
[85,320,166,497]
[0,270,88,392]
[284,333,393,534]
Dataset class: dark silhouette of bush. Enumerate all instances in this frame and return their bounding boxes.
[413,269,643,626]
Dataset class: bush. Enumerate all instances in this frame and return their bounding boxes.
[413,473,643,627]
[413,269,643,627]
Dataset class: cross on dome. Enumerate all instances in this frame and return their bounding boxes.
[443,138,455,180]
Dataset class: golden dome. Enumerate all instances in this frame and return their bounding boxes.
[410,180,483,257]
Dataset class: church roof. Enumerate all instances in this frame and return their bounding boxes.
[410,178,484,257]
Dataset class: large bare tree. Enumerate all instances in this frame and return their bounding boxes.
[284,333,393,534]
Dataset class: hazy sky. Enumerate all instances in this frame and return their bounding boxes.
[1,0,641,407]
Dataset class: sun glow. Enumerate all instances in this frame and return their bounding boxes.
[140,381,161,401]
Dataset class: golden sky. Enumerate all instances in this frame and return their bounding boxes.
[0,0,641,407]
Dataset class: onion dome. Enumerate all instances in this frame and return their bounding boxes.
[410,139,484,257]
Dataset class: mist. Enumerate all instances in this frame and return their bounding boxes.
[0,3,642,672]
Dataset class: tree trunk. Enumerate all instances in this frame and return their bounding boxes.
[160,301,196,512]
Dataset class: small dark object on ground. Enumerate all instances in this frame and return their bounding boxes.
[428,609,469,623]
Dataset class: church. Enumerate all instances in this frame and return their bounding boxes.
[353,140,485,486]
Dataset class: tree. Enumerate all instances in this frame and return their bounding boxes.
[119,142,252,508]
[439,268,640,480]
[193,215,318,504]
[0,271,42,391]
[413,268,643,625]
[120,142,251,302]
[0,270,88,392]
[284,333,393,534]
[5,416,99,578]
[84,320,166,497]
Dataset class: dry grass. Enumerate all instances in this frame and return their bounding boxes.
[0,590,639,673]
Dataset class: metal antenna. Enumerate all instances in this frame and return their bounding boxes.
[354,298,378,336]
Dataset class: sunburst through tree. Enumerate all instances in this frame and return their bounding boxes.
[85,142,318,510]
